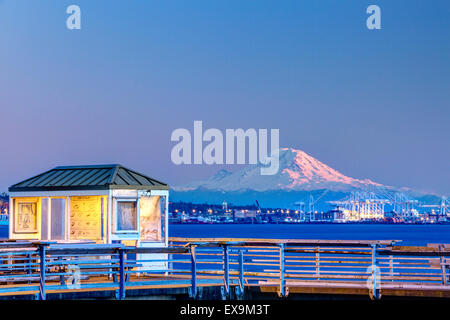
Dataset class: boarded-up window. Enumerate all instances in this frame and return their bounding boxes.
[140,196,164,241]
[70,196,102,240]
[116,201,137,232]
[160,196,166,241]
[15,202,37,233]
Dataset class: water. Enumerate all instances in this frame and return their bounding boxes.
[170,223,450,246]
[2,224,450,246]
[0,226,7,238]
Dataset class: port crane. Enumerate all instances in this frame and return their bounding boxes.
[392,193,418,218]
[439,197,448,216]
[255,200,261,214]
[328,191,389,221]
[309,190,329,213]
[419,196,449,218]
[296,190,329,221]
[294,201,305,213]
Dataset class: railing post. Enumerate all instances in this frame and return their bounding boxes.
[38,244,46,300]
[168,249,172,277]
[116,248,126,300]
[238,249,245,297]
[27,253,32,275]
[278,243,286,298]
[316,246,320,281]
[189,245,197,298]
[389,255,394,282]
[222,244,230,298]
[167,239,173,277]
[439,244,447,285]
[58,256,65,285]
[370,244,380,300]
[26,253,32,284]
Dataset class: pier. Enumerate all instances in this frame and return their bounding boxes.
[0,238,449,300]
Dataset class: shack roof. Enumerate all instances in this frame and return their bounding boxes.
[9,164,169,192]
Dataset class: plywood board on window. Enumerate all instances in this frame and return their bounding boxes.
[140,196,161,241]
[70,196,102,240]
[15,201,37,233]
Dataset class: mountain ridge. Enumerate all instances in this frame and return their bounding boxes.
[174,147,387,192]
[172,147,443,209]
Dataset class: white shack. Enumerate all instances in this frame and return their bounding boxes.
[8,165,169,255]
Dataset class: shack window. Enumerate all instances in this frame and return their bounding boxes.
[14,201,37,234]
[41,198,49,240]
[160,196,166,241]
[51,198,65,240]
[140,196,162,241]
[116,200,138,232]
[70,196,102,240]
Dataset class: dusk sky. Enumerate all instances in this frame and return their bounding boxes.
[0,0,448,195]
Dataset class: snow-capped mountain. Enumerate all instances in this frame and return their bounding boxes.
[175,148,384,192]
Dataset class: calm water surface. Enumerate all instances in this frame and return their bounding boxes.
[2,224,450,246]
[170,223,450,246]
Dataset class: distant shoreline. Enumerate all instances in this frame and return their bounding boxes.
[169,221,450,225]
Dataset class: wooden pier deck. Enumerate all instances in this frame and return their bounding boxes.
[0,238,449,299]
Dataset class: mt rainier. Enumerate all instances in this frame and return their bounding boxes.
[175,148,383,193]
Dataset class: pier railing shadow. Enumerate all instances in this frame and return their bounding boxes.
[0,238,449,300]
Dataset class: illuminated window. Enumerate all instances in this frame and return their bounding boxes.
[14,201,37,233]
[140,196,166,242]
[69,196,102,240]
[116,200,138,232]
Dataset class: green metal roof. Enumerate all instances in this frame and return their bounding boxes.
[9,164,169,192]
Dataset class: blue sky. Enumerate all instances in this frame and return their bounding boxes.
[0,0,449,195]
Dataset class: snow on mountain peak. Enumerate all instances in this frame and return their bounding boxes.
[279,147,381,189]
[175,148,383,192]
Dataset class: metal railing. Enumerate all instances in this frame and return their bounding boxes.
[0,238,449,300]
[170,238,450,299]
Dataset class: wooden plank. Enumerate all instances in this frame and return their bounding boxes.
[125,247,188,254]
[259,280,450,298]
[379,246,450,256]
[0,290,39,296]
[390,246,439,252]
[170,237,398,247]
[285,249,371,255]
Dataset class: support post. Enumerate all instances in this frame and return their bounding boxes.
[389,255,394,282]
[370,244,380,300]
[168,250,173,276]
[27,253,32,275]
[316,246,320,281]
[238,249,245,297]
[27,253,32,284]
[116,248,126,300]
[38,245,46,300]
[278,243,286,297]
[440,244,447,285]
[223,244,230,298]
[189,245,197,298]
[58,256,65,285]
